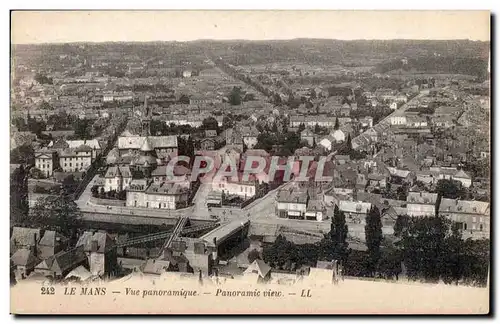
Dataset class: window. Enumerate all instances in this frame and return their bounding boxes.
[472,216,476,223]
[472,224,476,230]
[480,217,483,223]
[464,223,467,230]
[64,163,67,167]
[480,224,483,231]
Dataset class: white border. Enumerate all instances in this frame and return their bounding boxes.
[2,1,496,322]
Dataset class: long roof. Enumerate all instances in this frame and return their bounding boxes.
[439,199,489,215]
[118,136,178,150]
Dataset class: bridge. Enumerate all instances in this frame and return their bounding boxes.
[116,218,219,249]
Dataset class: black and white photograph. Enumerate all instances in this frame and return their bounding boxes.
[9,10,491,315]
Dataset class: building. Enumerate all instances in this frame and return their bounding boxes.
[76,231,117,277]
[212,176,258,199]
[390,116,407,126]
[117,135,178,157]
[126,182,189,210]
[241,126,259,149]
[182,70,192,78]
[37,230,69,260]
[331,129,346,143]
[33,246,88,279]
[338,200,371,224]
[65,139,101,160]
[300,128,315,147]
[406,116,428,128]
[276,186,309,220]
[438,199,490,238]
[35,149,57,177]
[104,166,132,192]
[406,192,438,217]
[59,145,93,173]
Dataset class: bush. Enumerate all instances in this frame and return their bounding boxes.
[247,249,261,264]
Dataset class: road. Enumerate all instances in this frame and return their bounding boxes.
[352,92,427,149]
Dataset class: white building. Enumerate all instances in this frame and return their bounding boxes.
[406,192,438,217]
[58,145,93,173]
[211,176,257,199]
[126,181,189,210]
[390,115,407,126]
[104,166,132,192]
[34,149,56,177]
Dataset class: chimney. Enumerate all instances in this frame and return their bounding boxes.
[91,240,99,253]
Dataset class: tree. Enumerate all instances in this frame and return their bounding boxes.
[10,144,35,165]
[298,123,305,133]
[30,195,83,238]
[365,206,383,276]
[247,249,261,264]
[329,205,350,265]
[61,175,78,196]
[334,117,340,130]
[29,167,45,179]
[10,165,29,226]
[436,179,465,199]
[222,116,233,130]
[91,185,99,198]
[200,117,219,132]
[229,87,242,105]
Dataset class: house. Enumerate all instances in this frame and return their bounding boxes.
[35,149,57,177]
[76,231,118,277]
[243,259,271,283]
[432,115,455,128]
[11,248,40,280]
[338,200,371,224]
[276,186,309,220]
[33,245,88,279]
[390,102,398,110]
[333,155,351,165]
[126,182,189,210]
[200,137,216,151]
[300,128,315,147]
[205,129,218,138]
[318,136,335,151]
[359,117,373,128]
[438,199,490,238]
[406,192,438,217]
[406,116,428,128]
[118,135,178,157]
[59,145,93,173]
[104,166,132,192]
[212,176,258,200]
[390,116,407,126]
[63,139,101,160]
[452,170,472,188]
[387,167,414,184]
[151,165,191,187]
[182,70,192,78]
[331,129,345,143]
[241,126,259,149]
[415,170,440,186]
[11,227,41,254]
[37,230,69,260]
[304,200,326,221]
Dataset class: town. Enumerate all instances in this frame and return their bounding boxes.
[10,39,490,287]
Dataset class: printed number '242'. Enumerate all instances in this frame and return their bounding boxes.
[41,287,55,295]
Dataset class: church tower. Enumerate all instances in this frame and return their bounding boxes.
[141,95,151,136]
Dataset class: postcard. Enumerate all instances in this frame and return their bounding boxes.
[10,10,490,315]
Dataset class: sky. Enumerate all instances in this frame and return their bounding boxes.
[11,11,490,44]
